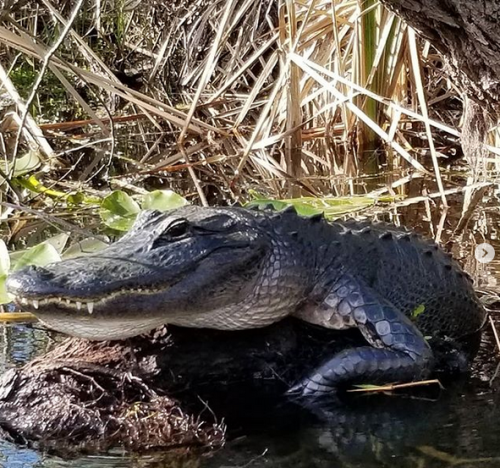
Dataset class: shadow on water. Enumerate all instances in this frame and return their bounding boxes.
[2,210,500,467]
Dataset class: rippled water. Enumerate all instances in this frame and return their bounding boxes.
[1,231,500,467]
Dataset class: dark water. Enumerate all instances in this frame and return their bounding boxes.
[1,240,500,467]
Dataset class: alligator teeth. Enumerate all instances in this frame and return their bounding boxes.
[21,298,28,305]
[32,300,39,310]
[66,299,71,305]
[76,301,82,311]
[87,302,94,314]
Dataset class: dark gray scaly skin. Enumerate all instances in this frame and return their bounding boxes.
[6,206,486,396]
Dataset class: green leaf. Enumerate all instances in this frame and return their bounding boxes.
[411,304,426,320]
[67,192,85,205]
[1,240,61,304]
[142,190,189,212]
[100,190,141,231]
[0,240,10,276]
[11,150,41,177]
[9,249,28,268]
[16,176,101,205]
[43,233,70,254]
[0,241,11,304]
[13,243,61,272]
[9,236,68,270]
[352,384,384,390]
[246,195,395,219]
[63,237,109,259]
[0,151,42,185]
[0,276,12,304]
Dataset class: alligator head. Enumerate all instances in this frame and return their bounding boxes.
[6,206,308,340]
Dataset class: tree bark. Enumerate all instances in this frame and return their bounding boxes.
[380,0,500,109]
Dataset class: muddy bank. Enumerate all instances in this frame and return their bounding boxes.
[0,332,224,453]
[0,319,361,453]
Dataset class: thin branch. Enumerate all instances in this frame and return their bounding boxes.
[12,0,85,161]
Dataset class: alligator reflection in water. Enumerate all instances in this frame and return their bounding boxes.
[0,329,500,468]
[0,319,499,467]
[204,387,500,468]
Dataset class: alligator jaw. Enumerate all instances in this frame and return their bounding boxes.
[11,291,170,340]
[36,313,166,340]
[11,286,166,315]
[10,287,172,339]
[14,295,97,314]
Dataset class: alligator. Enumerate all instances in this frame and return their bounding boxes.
[6,205,486,396]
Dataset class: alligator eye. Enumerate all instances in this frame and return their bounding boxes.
[167,220,189,238]
[152,220,189,249]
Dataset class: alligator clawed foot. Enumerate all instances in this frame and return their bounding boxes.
[285,382,305,397]
[286,376,337,399]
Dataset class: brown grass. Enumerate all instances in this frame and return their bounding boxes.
[0,0,497,242]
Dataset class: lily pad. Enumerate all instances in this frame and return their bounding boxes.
[0,151,42,185]
[11,150,41,177]
[43,233,70,254]
[63,237,109,259]
[100,190,141,231]
[142,190,189,212]
[0,240,10,276]
[13,243,61,272]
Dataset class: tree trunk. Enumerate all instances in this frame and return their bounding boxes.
[380,0,500,110]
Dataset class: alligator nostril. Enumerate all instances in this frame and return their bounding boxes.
[6,264,56,295]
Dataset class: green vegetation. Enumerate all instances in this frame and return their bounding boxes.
[411,304,426,320]
[9,63,80,119]
[247,194,398,218]
[100,189,188,231]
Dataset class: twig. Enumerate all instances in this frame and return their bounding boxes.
[488,314,500,354]
[347,379,444,393]
[408,28,447,208]
[418,445,500,465]
[488,315,500,386]
[0,311,36,320]
[12,0,85,160]
[61,366,107,393]
[394,182,492,207]
[0,201,108,242]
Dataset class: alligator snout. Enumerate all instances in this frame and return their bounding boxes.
[7,265,54,295]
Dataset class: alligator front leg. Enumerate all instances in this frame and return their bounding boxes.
[291,275,434,397]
